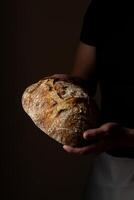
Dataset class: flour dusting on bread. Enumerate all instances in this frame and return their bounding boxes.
[22,76,99,146]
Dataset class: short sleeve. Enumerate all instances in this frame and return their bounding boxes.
[80,0,97,46]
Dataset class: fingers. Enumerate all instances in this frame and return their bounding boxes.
[83,123,118,141]
[63,144,97,155]
[63,137,113,155]
[83,128,109,141]
[51,74,79,83]
[51,74,69,79]
[50,74,70,82]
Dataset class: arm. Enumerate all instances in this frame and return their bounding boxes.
[70,0,98,97]
[71,42,96,79]
[62,44,134,155]
[70,41,98,97]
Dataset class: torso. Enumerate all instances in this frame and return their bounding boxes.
[96,0,134,157]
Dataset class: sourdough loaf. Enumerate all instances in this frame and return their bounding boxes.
[22,76,99,147]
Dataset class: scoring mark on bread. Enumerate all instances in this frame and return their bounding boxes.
[57,109,68,116]
[22,77,99,146]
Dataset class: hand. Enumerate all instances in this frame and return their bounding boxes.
[63,122,133,155]
[50,74,72,81]
[49,74,93,96]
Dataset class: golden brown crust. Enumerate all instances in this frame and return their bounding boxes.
[22,76,99,147]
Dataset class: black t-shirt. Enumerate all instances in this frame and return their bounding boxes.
[80,0,134,158]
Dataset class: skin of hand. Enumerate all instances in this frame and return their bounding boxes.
[63,122,134,155]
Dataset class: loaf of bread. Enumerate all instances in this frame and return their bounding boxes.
[22,76,99,147]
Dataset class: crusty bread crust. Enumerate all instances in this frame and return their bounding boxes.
[22,77,99,147]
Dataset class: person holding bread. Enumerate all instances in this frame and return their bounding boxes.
[22,0,134,199]
[53,0,134,199]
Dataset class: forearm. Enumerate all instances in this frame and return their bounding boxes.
[71,43,96,80]
[69,43,98,97]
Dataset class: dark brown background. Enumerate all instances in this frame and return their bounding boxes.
[3,0,100,199]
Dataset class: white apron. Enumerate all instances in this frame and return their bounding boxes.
[82,152,134,200]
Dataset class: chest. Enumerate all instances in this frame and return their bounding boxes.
[97,7,134,83]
